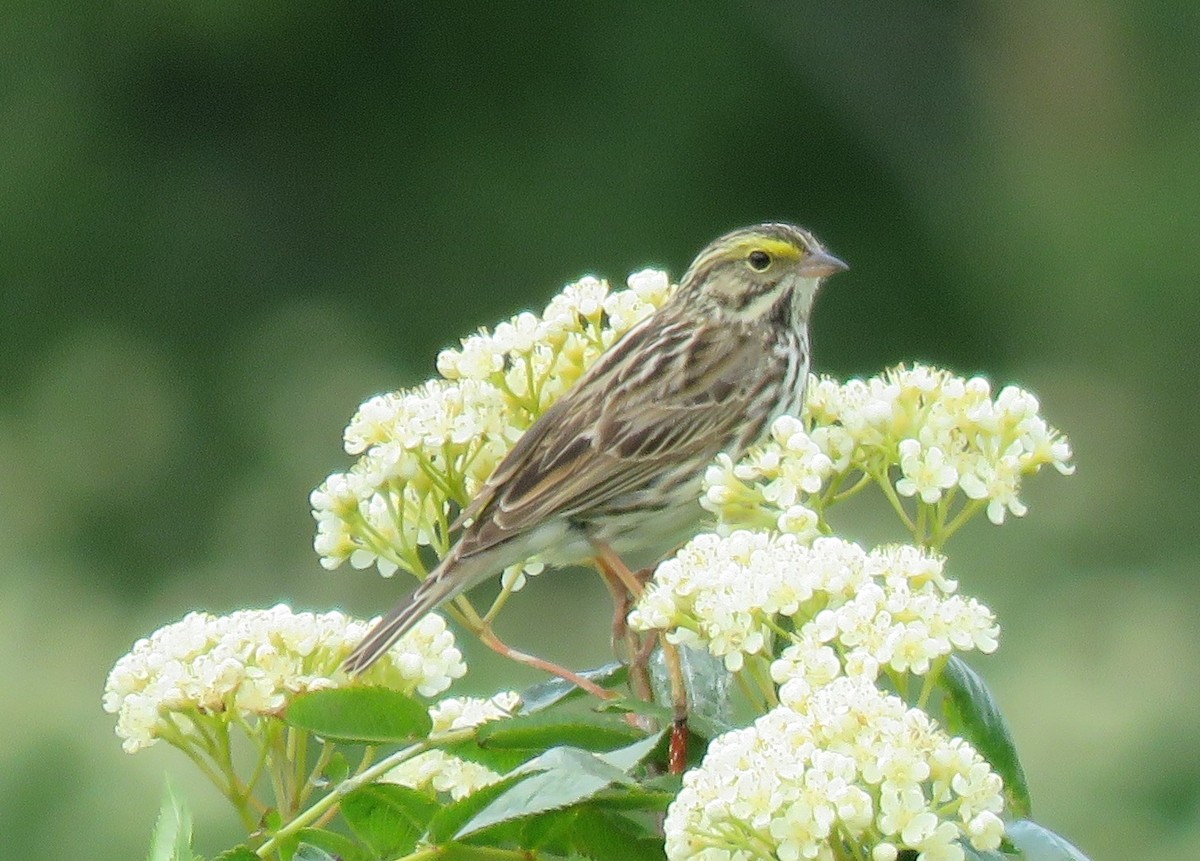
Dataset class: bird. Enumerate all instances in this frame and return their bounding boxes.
[344,222,847,673]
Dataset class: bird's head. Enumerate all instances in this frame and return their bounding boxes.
[676,223,847,323]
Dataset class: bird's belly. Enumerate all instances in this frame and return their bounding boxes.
[536,476,707,572]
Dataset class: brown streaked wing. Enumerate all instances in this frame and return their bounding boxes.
[456,320,775,557]
[448,312,674,535]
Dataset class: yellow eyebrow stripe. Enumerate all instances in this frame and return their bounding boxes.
[726,236,804,261]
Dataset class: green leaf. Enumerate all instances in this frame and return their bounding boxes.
[438,737,535,775]
[212,847,257,861]
[519,662,626,713]
[590,779,679,812]
[427,773,530,844]
[292,845,338,861]
[476,709,648,752]
[520,806,664,861]
[322,750,350,785]
[595,732,662,772]
[296,828,370,861]
[340,783,440,857]
[147,781,194,861]
[1006,819,1093,860]
[285,687,433,744]
[939,656,1032,817]
[456,733,662,839]
[564,807,664,861]
[451,786,665,858]
[437,846,527,861]
[596,695,671,724]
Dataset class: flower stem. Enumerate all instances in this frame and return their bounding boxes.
[935,498,986,549]
[255,729,475,858]
[875,470,916,533]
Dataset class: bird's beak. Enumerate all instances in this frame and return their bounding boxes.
[798,248,849,278]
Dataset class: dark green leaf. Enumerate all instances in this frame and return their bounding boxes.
[596,695,671,724]
[1006,819,1093,860]
[519,662,626,714]
[147,781,194,861]
[341,784,439,857]
[296,829,370,861]
[438,737,534,775]
[563,807,664,861]
[939,656,1032,817]
[508,805,663,861]
[456,734,662,839]
[591,780,678,812]
[455,790,664,858]
[428,773,531,843]
[476,709,648,752]
[437,846,528,861]
[515,805,581,851]
[285,687,432,745]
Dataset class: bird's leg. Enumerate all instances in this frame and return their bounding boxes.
[658,634,690,774]
[595,558,652,709]
[592,542,690,773]
[474,624,618,701]
[592,542,647,597]
[453,601,617,701]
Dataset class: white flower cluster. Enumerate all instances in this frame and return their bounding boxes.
[629,532,998,678]
[384,691,521,801]
[704,363,1075,532]
[437,269,673,413]
[312,269,675,581]
[702,414,831,539]
[102,605,466,753]
[664,677,1005,861]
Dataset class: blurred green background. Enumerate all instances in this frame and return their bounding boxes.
[3,2,1197,858]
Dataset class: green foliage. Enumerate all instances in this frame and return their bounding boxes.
[212,848,259,861]
[940,656,1033,819]
[147,782,194,861]
[340,785,439,858]
[291,846,339,861]
[936,661,1093,860]
[456,734,661,839]
[1005,820,1093,860]
[285,687,433,745]
[151,691,676,861]
[475,708,647,752]
[295,829,368,861]
[518,662,627,714]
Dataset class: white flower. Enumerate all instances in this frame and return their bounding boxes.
[103,606,467,753]
[959,454,1026,524]
[701,414,834,536]
[637,532,998,682]
[663,678,1005,861]
[895,439,958,503]
[428,691,521,735]
[707,363,1073,537]
[966,810,1005,851]
[384,691,521,800]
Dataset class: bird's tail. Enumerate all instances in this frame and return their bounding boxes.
[342,554,476,674]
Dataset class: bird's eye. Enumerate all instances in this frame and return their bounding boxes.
[747,250,772,271]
